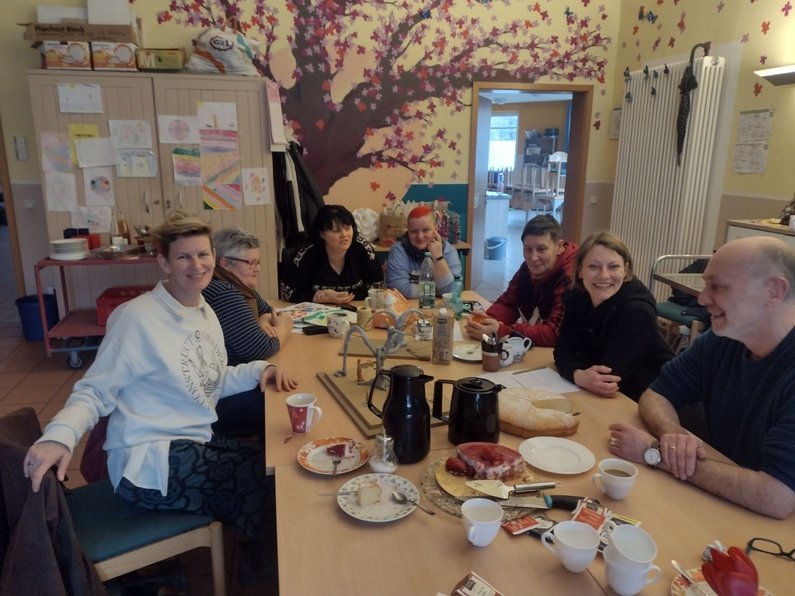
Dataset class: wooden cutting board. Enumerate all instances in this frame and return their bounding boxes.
[434,459,537,500]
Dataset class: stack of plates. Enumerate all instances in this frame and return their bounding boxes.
[49,238,89,261]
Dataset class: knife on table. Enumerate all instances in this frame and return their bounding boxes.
[465,480,560,500]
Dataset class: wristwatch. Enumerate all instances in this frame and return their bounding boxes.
[643,440,662,467]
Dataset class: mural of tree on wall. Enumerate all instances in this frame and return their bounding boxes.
[154,0,610,198]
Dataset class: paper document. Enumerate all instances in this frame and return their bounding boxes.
[512,368,579,394]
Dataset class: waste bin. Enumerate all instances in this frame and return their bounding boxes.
[484,236,507,261]
[16,294,59,342]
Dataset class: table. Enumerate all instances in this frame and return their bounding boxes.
[266,297,795,595]
[651,272,705,298]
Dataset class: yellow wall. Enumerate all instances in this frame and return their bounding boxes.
[3,0,793,227]
[614,0,795,200]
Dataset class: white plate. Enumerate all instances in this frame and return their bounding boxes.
[49,250,90,261]
[337,473,418,522]
[453,343,482,362]
[519,436,596,474]
[296,437,369,475]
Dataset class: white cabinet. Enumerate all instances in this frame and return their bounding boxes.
[726,220,795,248]
[28,69,278,306]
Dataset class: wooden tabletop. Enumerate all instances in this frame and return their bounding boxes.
[652,272,705,297]
[266,297,795,595]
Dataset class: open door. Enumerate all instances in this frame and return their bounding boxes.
[466,82,593,287]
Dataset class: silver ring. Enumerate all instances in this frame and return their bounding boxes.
[609,437,618,447]
[670,445,677,451]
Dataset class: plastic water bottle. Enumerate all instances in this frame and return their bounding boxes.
[418,251,436,309]
[450,275,465,319]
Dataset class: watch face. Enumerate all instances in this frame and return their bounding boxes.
[644,447,661,466]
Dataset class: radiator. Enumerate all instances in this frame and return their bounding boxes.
[611,56,725,296]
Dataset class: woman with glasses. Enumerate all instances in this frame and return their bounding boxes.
[280,204,383,304]
[203,226,293,439]
[554,231,674,401]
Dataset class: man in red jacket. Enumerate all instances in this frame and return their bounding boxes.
[466,215,578,347]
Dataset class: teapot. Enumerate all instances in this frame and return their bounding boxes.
[366,364,434,463]
[432,377,502,444]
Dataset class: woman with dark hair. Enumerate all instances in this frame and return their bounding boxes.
[554,231,674,401]
[385,204,462,298]
[279,204,383,304]
[24,212,297,581]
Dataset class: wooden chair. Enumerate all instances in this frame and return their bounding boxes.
[649,254,712,352]
[66,480,227,595]
[547,151,567,196]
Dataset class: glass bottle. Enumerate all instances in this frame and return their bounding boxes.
[450,274,464,318]
[369,432,398,473]
[418,251,436,309]
[117,210,131,244]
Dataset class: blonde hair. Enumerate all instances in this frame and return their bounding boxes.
[152,210,213,258]
[573,231,634,291]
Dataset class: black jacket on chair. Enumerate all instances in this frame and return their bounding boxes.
[0,408,105,596]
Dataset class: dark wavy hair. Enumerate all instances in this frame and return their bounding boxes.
[310,204,358,245]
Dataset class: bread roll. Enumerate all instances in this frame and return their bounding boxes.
[499,387,579,438]
[357,480,382,506]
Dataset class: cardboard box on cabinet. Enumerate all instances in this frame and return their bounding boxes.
[42,41,91,70]
[91,42,137,70]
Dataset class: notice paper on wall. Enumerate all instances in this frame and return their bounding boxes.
[242,167,271,205]
[200,129,242,209]
[58,83,103,114]
[158,115,200,144]
[40,132,72,173]
[83,166,115,206]
[266,78,287,151]
[197,101,238,131]
[68,124,99,165]
[72,205,112,234]
[75,137,119,168]
[44,172,78,212]
[108,120,152,149]
[732,108,772,174]
[172,147,201,186]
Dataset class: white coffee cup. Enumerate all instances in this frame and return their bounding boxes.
[592,458,638,500]
[461,498,503,547]
[286,393,323,434]
[541,521,600,573]
[366,289,385,310]
[505,336,532,361]
[327,312,351,338]
[605,523,657,567]
[604,544,662,595]
[499,344,519,367]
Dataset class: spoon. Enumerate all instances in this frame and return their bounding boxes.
[391,491,435,515]
[671,559,711,596]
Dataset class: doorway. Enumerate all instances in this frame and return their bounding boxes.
[0,117,25,326]
[466,82,593,295]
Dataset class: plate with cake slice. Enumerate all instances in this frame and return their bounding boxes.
[336,473,419,522]
[297,437,369,475]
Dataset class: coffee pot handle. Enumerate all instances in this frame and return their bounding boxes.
[366,369,390,418]
[432,379,454,422]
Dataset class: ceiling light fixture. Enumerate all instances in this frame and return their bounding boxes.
[754,64,795,86]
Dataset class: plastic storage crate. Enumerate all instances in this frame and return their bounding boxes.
[96,286,153,325]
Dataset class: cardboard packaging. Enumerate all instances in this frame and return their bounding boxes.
[42,41,92,70]
[91,42,137,70]
[23,23,136,44]
[87,0,131,25]
[136,48,186,71]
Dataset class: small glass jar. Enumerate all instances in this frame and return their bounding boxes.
[369,433,398,473]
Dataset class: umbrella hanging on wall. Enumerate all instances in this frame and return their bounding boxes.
[677,43,709,166]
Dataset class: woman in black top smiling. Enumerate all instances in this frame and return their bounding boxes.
[279,204,383,304]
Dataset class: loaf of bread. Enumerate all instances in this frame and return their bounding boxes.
[499,387,579,438]
[357,480,382,506]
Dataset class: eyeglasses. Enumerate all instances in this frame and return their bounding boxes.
[746,538,795,561]
[224,256,261,270]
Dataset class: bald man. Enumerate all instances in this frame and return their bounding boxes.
[609,237,795,518]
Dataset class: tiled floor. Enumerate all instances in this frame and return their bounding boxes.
[473,206,561,302]
[0,225,276,595]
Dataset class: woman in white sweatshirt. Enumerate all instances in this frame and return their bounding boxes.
[23,212,297,543]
